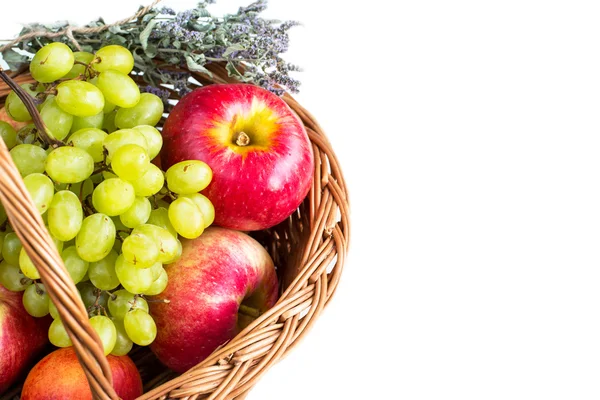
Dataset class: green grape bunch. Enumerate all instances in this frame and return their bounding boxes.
[0,42,216,356]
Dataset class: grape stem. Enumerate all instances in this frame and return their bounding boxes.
[0,68,64,149]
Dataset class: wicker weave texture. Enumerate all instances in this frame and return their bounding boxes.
[0,63,350,400]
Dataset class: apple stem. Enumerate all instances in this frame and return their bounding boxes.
[234,131,251,147]
[239,304,261,318]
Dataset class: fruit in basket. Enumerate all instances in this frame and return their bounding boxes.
[20,347,142,400]
[161,83,314,231]
[0,42,216,357]
[149,227,279,372]
[0,285,50,395]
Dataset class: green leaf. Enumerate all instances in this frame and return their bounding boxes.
[215,28,226,45]
[226,62,242,78]
[223,44,245,57]
[140,19,159,51]
[185,54,212,77]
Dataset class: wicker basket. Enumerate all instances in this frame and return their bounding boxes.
[0,62,350,399]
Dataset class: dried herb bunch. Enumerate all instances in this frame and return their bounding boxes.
[0,0,301,97]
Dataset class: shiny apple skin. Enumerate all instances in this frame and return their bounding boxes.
[149,227,279,373]
[0,285,50,395]
[161,83,314,231]
[21,347,142,400]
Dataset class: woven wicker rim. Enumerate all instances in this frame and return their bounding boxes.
[0,62,350,400]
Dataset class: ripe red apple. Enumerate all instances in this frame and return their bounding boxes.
[150,227,279,373]
[0,285,50,395]
[21,347,142,400]
[161,83,314,231]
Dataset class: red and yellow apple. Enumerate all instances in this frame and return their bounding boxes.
[150,227,279,373]
[161,83,313,231]
[0,284,50,395]
[21,347,142,400]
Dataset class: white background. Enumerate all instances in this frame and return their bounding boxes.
[3,0,600,399]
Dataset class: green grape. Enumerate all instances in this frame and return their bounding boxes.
[23,173,54,215]
[93,45,134,75]
[49,300,60,319]
[97,70,140,108]
[41,235,64,256]
[76,213,115,262]
[19,247,40,280]
[40,95,73,140]
[89,315,117,355]
[17,124,37,145]
[115,94,164,129]
[166,160,213,195]
[130,164,164,197]
[103,100,116,114]
[68,128,108,163]
[48,191,83,241]
[102,110,118,133]
[69,179,94,201]
[0,121,18,149]
[114,254,156,293]
[147,207,177,237]
[78,281,107,310]
[46,146,94,184]
[121,232,159,268]
[70,112,104,133]
[143,266,168,296]
[111,144,150,181]
[168,197,205,239]
[111,216,128,232]
[2,233,22,266]
[111,318,133,356]
[124,309,157,346]
[92,178,136,216]
[107,289,149,320]
[56,80,105,117]
[61,246,89,284]
[10,144,47,176]
[22,284,50,317]
[102,171,118,180]
[0,260,30,291]
[88,250,120,290]
[0,233,4,255]
[51,235,64,254]
[120,197,151,229]
[30,42,74,83]
[149,261,162,281]
[102,129,148,161]
[64,51,94,79]
[134,224,181,264]
[49,319,73,347]
[181,193,215,228]
[5,84,41,122]
[133,125,162,160]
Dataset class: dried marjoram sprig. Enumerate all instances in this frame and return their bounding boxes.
[0,0,301,97]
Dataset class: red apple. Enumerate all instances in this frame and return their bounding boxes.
[0,284,50,395]
[21,347,142,400]
[161,83,314,231]
[150,227,279,373]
